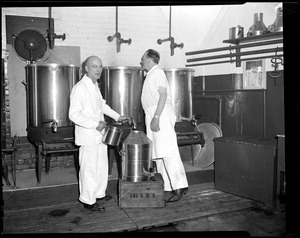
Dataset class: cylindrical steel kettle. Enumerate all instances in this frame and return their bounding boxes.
[102,124,124,146]
[120,130,153,182]
[101,118,135,146]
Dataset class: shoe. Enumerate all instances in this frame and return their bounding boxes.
[163,191,174,202]
[173,187,189,196]
[96,195,113,202]
[167,187,189,203]
[167,193,182,202]
[83,202,105,212]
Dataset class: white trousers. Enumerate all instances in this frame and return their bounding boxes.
[154,157,189,191]
[78,143,108,205]
[145,105,188,191]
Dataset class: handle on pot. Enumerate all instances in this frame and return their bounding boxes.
[237,27,244,37]
[119,148,126,157]
[100,125,108,136]
[126,117,137,129]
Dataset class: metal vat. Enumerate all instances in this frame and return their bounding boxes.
[99,66,145,126]
[163,68,194,122]
[120,130,152,182]
[25,63,79,142]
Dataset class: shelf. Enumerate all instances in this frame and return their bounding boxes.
[186,31,283,68]
[223,31,283,45]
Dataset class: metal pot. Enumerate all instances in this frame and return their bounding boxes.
[120,130,152,182]
[229,26,244,39]
[102,125,124,146]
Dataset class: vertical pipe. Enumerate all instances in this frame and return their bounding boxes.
[116,6,118,33]
[234,94,238,134]
[48,7,51,24]
[48,7,53,49]
[169,6,171,38]
[116,6,119,52]
[202,75,205,95]
[240,101,243,136]
[263,90,266,137]
[218,98,222,129]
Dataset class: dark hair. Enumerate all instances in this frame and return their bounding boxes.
[145,49,160,64]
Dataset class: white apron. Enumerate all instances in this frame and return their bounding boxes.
[145,105,188,191]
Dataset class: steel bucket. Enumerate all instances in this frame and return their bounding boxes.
[120,130,152,182]
[102,125,123,146]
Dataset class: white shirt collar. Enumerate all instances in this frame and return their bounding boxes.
[146,65,158,75]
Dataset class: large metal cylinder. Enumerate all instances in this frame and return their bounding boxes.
[25,63,79,143]
[25,63,79,128]
[99,66,145,126]
[121,130,152,182]
[163,68,194,121]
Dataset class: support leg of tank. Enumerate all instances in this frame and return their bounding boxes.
[37,143,42,184]
[45,155,50,174]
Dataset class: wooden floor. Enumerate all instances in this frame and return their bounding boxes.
[3,183,257,233]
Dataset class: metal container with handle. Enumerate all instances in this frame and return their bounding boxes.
[120,130,152,182]
[102,125,124,146]
[229,25,244,39]
[102,118,135,146]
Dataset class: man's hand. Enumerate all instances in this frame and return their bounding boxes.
[118,115,131,123]
[96,121,107,132]
[150,117,160,132]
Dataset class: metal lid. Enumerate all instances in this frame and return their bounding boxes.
[103,66,142,70]
[162,68,195,72]
[26,63,78,68]
[123,130,152,145]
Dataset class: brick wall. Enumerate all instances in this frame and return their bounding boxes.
[3,136,76,172]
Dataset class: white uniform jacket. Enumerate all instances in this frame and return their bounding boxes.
[69,75,120,145]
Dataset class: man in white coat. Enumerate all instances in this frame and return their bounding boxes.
[140,49,189,202]
[69,56,130,212]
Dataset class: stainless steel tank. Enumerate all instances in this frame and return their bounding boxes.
[120,130,152,182]
[25,63,79,142]
[99,66,145,126]
[163,68,194,122]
